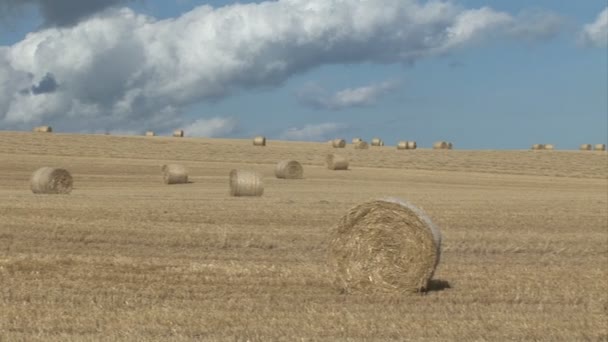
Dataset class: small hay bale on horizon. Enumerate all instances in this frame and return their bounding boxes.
[328,198,442,294]
[253,136,266,146]
[433,141,450,150]
[352,138,363,144]
[408,141,417,149]
[544,144,555,150]
[229,169,264,196]
[371,138,384,147]
[173,130,184,138]
[531,144,545,150]
[161,164,188,184]
[595,144,607,151]
[30,167,73,194]
[33,126,53,133]
[275,160,304,179]
[145,131,155,137]
[579,144,592,151]
[326,154,349,170]
[353,140,369,149]
[332,139,346,148]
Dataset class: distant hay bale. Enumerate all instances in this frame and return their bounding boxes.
[407,141,417,150]
[161,164,188,184]
[229,169,264,196]
[531,144,545,150]
[433,141,450,150]
[397,141,408,150]
[173,130,184,138]
[595,144,607,151]
[275,160,303,179]
[326,154,349,170]
[544,144,555,150]
[579,144,592,151]
[332,139,346,148]
[371,138,384,147]
[145,131,155,137]
[353,140,369,149]
[33,126,52,133]
[352,138,363,144]
[253,136,266,146]
[328,198,442,294]
[447,142,453,149]
[30,167,73,194]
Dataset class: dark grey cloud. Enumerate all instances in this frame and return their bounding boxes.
[31,72,58,95]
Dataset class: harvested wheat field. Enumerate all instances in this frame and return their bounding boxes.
[0,131,607,341]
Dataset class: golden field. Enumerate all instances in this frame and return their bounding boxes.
[0,131,607,341]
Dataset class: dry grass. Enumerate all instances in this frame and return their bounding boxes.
[0,131,607,341]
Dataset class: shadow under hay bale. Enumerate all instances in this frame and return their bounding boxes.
[253,136,266,146]
[275,160,303,179]
[326,154,349,170]
[30,167,73,194]
[332,139,346,148]
[328,198,442,294]
[230,170,264,197]
[161,164,188,184]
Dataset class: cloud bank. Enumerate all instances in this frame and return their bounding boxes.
[0,0,562,134]
[296,80,400,110]
[580,7,608,48]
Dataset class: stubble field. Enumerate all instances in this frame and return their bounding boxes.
[0,131,607,341]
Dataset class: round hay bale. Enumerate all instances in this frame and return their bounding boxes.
[371,138,384,146]
[326,154,349,170]
[33,126,52,133]
[161,164,188,184]
[253,136,266,146]
[173,130,184,137]
[531,144,545,150]
[352,138,363,144]
[275,160,303,179]
[447,142,453,149]
[397,141,408,150]
[145,131,155,137]
[544,144,555,150]
[229,170,264,196]
[594,144,606,151]
[30,167,73,194]
[328,198,442,294]
[353,140,369,150]
[433,141,450,149]
[579,144,592,151]
[332,139,346,148]
[407,141,417,150]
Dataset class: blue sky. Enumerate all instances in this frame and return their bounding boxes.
[0,0,606,149]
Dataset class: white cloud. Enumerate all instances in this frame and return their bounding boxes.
[580,7,608,48]
[297,80,400,110]
[280,122,347,141]
[0,1,554,133]
[508,10,565,42]
[183,117,238,137]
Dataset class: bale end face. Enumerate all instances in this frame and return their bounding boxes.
[30,167,73,194]
[328,198,441,294]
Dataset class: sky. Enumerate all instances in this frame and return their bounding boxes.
[0,0,606,149]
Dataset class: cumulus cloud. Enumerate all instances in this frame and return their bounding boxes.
[580,7,608,48]
[508,10,565,42]
[296,80,400,110]
[183,117,239,137]
[0,0,558,133]
[280,122,348,141]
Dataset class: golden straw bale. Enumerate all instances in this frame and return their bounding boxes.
[544,144,555,150]
[433,141,450,149]
[371,138,384,146]
[332,139,346,148]
[33,126,53,133]
[229,170,264,196]
[173,130,184,137]
[353,140,369,149]
[407,141,417,150]
[253,136,266,146]
[275,160,304,179]
[594,144,606,151]
[161,164,188,184]
[397,141,408,150]
[531,144,545,150]
[447,142,453,149]
[30,167,73,194]
[326,154,349,170]
[145,131,155,137]
[352,138,363,144]
[328,198,442,294]
[579,144,592,151]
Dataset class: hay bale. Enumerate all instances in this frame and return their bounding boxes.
[145,131,155,137]
[352,138,363,144]
[253,136,266,146]
[579,144,592,151]
[33,126,53,133]
[407,141,417,150]
[229,170,264,196]
[173,130,184,137]
[595,144,607,151]
[433,141,450,149]
[353,140,369,149]
[30,167,73,194]
[397,141,408,150]
[531,144,545,150]
[544,144,555,150]
[447,142,453,149]
[332,139,346,148]
[161,164,188,184]
[275,160,303,179]
[326,154,349,170]
[371,138,384,146]
[328,198,442,294]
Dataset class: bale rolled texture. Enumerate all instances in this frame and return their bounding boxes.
[275,160,304,179]
[371,138,384,146]
[145,131,155,137]
[433,141,450,149]
[352,138,363,144]
[595,144,607,151]
[161,164,188,184]
[332,139,346,148]
[579,144,592,151]
[173,130,184,137]
[229,170,264,196]
[253,136,266,146]
[33,126,52,133]
[354,141,369,149]
[531,144,545,150]
[328,198,442,294]
[30,167,73,194]
[397,141,408,150]
[407,141,417,150]
[326,154,349,170]
[544,144,555,150]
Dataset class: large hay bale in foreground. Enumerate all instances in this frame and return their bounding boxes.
[33,126,53,133]
[328,198,442,294]
[332,139,346,148]
[275,160,303,179]
[371,138,384,146]
[531,144,545,150]
[229,170,264,196]
[353,140,369,149]
[326,154,349,170]
[173,130,184,137]
[433,141,450,149]
[145,131,155,137]
[30,167,73,194]
[161,164,188,184]
[595,144,606,151]
[352,138,362,144]
[579,144,592,151]
[253,136,266,146]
